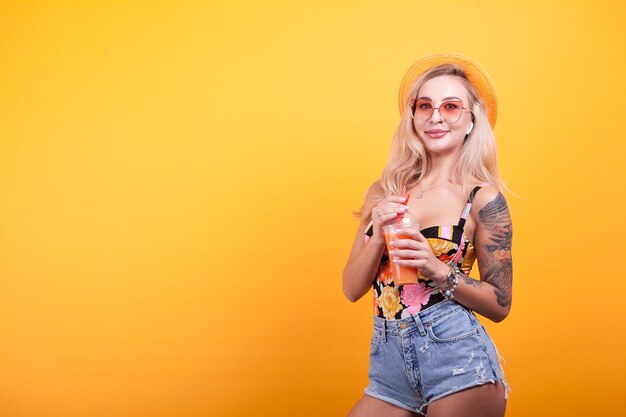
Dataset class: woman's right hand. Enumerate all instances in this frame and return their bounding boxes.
[369,195,410,245]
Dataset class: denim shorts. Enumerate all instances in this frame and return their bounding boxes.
[364,300,511,415]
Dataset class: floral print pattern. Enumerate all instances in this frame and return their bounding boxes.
[426,238,455,257]
[377,286,404,319]
[371,233,476,319]
[364,186,484,320]
[401,281,433,315]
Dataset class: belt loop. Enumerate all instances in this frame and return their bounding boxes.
[382,320,387,342]
[412,313,426,336]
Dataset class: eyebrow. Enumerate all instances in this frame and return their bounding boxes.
[417,96,463,101]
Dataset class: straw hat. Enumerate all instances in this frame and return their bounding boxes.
[398,53,498,127]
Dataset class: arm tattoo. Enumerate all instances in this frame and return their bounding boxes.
[477,193,513,309]
[457,268,483,288]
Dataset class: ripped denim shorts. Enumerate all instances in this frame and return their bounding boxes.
[364,300,511,416]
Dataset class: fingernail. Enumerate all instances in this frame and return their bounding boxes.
[389,250,396,255]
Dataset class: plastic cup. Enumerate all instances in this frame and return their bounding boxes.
[383,222,420,285]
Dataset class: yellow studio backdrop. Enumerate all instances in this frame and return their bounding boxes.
[0,1,624,416]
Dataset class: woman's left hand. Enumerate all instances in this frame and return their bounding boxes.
[388,229,448,284]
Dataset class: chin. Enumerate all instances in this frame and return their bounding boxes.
[423,141,461,156]
[423,140,452,152]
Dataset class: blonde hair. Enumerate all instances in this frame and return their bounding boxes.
[353,63,505,221]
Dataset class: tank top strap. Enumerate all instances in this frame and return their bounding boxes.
[457,185,483,231]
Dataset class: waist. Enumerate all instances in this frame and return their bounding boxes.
[373,299,469,334]
[373,281,447,320]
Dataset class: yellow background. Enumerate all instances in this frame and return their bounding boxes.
[1,1,624,416]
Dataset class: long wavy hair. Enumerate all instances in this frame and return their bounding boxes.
[354,63,505,221]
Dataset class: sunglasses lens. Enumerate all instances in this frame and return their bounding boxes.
[414,99,434,121]
[440,100,463,123]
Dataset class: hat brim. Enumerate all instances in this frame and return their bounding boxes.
[398,53,498,128]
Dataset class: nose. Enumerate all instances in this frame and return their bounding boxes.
[429,106,443,123]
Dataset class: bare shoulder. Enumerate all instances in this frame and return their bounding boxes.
[471,185,512,228]
[360,180,385,224]
[472,185,501,210]
[366,180,384,201]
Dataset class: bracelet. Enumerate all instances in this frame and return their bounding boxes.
[438,265,459,300]
[436,265,456,290]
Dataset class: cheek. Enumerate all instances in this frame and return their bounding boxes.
[459,113,474,131]
[412,121,425,140]
[450,129,468,144]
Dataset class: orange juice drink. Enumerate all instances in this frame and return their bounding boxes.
[383,224,419,285]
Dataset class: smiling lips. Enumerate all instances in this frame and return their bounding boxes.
[425,129,449,138]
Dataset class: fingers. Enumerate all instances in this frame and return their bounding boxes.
[397,228,427,243]
[378,212,399,222]
[381,195,409,211]
[393,259,421,268]
[388,248,420,258]
[372,202,409,221]
[389,250,430,270]
[389,237,417,249]
[388,236,428,255]
[389,244,433,269]
[373,207,406,217]
[379,203,410,212]
[387,195,407,203]
[370,195,410,240]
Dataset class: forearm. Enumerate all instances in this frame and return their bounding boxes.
[342,238,386,302]
[431,263,511,322]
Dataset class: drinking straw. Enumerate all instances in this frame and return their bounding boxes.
[397,185,410,220]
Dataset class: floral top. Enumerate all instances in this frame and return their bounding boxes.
[364,186,482,320]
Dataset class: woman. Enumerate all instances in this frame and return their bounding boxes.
[343,53,512,417]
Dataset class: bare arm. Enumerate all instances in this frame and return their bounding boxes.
[442,188,513,322]
[342,183,407,302]
[475,192,513,311]
[342,183,385,302]
[342,226,386,302]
